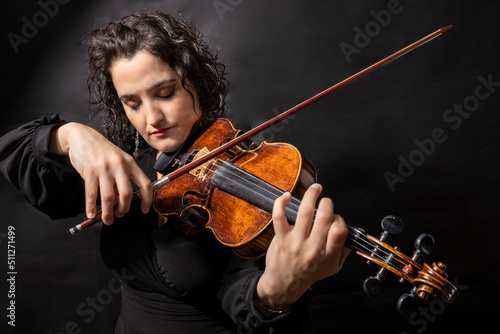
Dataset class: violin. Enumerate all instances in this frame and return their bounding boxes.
[153,117,457,315]
[69,26,456,314]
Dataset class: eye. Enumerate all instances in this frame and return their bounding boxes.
[157,88,174,100]
[124,101,140,111]
[120,98,140,111]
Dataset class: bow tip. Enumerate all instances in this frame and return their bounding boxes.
[440,25,453,33]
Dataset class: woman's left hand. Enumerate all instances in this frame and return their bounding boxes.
[256,183,350,310]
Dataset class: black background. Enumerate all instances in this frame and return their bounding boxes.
[1,0,499,333]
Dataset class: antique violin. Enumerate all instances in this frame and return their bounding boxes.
[69,26,456,314]
[152,117,457,315]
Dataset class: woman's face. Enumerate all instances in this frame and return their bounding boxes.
[110,50,201,153]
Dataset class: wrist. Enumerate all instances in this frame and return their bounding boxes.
[49,122,74,155]
[256,297,291,314]
[256,274,295,312]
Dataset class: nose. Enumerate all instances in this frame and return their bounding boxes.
[143,100,164,126]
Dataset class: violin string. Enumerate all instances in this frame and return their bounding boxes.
[208,162,400,265]
[212,167,406,272]
[186,158,403,268]
[193,159,396,262]
[205,163,379,254]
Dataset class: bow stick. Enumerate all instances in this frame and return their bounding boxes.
[70,25,452,235]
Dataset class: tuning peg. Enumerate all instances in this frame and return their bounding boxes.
[399,233,435,284]
[362,267,387,298]
[397,287,420,316]
[379,215,404,242]
[367,215,404,265]
[413,233,434,261]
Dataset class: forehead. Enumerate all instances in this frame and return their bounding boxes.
[110,50,178,94]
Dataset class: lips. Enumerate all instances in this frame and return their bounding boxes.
[151,127,170,137]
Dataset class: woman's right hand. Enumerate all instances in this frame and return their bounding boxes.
[50,122,152,225]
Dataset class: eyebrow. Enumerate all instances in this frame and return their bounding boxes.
[118,78,177,99]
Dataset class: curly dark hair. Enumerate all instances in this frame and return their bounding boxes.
[86,11,228,145]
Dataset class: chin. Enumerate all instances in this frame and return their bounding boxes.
[155,142,182,154]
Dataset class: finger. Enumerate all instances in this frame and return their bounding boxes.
[309,196,334,247]
[325,214,349,257]
[294,183,322,237]
[272,191,292,237]
[84,173,99,219]
[114,173,133,218]
[131,170,152,215]
[99,177,116,225]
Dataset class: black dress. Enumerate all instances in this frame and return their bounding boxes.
[0,114,311,333]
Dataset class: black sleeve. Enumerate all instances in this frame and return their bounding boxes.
[0,114,85,219]
[218,254,312,333]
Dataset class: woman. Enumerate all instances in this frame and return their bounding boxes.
[0,11,349,333]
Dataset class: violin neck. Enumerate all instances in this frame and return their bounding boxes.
[210,160,426,285]
[210,160,364,250]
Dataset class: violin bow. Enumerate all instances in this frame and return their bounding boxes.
[69,25,452,235]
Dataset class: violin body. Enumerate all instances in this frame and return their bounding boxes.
[153,118,316,258]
